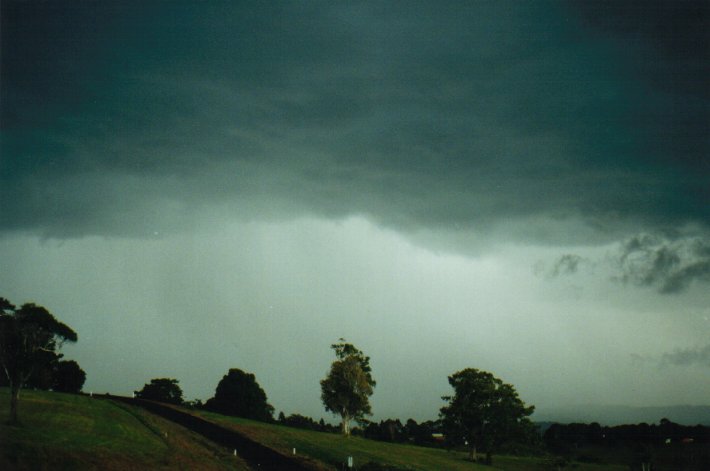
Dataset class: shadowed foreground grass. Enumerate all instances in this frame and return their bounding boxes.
[0,388,247,470]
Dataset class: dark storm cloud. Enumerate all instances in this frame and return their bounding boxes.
[1,0,708,242]
[573,0,709,97]
[571,0,710,175]
[614,234,710,293]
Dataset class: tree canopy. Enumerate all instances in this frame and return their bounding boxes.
[0,297,78,423]
[52,359,86,394]
[205,368,274,422]
[134,378,184,405]
[440,368,535,463]
[0,355,86,394]
[320,339,375,436]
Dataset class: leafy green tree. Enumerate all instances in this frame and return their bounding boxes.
[205,368,274,421]
[320,339,375,436]
[134,378,183,405]
[440,368,534,463]
[0,297,78,423]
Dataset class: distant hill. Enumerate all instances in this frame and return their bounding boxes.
[534,404,710,426]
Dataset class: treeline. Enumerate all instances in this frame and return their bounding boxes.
[135,369,275,422]
[544,419,710,470]
[545,419,710,450]
[362,418,443,446]
[133,377,446,447]
[276,412,339,433]
[274,414,445,447]
[132,342,538,465]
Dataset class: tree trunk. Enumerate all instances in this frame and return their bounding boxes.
[9,383,20,424]
[341,415,350,436]
[469,444,477,462]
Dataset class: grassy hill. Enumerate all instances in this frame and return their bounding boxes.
[0,388,247,470]
[1,388,629,470]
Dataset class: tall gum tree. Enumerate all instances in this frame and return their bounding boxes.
[320,339,375,436]
[0,298,77,424]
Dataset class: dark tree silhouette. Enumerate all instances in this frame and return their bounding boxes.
[134,378,184,405]
[2,354,86,395]
[205,368,274,422]
[24,352,60,390]
[440,368,534,464]
[278,413,323,431]
[52,359,86,393]
[364,419,405,442]
[0,297,77,423]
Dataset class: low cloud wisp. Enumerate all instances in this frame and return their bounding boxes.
[614,234,710,294]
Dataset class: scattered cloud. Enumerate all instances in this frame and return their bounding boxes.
[535,253,594,279]
[551,254,585,276]
[537,232,710,294]
[613,234,710,294]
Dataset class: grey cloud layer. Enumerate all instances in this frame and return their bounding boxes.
[2,0,708,242]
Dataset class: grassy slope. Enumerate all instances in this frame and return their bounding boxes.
[0,388,630,470]
[0,388,248,471]
[193,410,627,471]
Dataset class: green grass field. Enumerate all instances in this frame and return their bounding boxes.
[0,388,247,470]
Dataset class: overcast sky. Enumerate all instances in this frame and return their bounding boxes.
[1,0,708,423]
